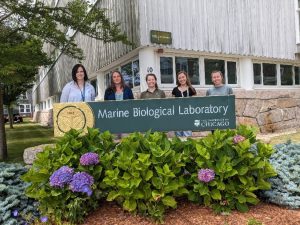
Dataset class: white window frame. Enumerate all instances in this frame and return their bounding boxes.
[295,0,300,43]
[19,104,31,113]
[253,61,300,88]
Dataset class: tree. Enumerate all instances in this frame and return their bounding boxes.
[0,0,131,160]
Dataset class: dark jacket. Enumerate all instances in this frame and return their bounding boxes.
[104,86,134,100]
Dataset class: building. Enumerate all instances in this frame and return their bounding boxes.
[32,0,300,133]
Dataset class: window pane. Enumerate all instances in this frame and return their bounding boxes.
[227,61,237,84]
[295,67,300,85]
[121,62,133,88]
[133,60,140,86]
[160,57,173,84]
[263,63,277,85]
[253,63,262,84]
[204,59,225,85]
[280,65,293,85]
[90,79,98,96]
[175,57,199,85]
[105,73,110,88]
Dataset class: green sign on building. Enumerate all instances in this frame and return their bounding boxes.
[150,30,172,45]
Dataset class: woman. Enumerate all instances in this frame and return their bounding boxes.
[172,71,196,137]
[206,70,233,134]
[140,73,165,99]
[206,70,233,96]
[104,71,134,100]
[60,64,96,102]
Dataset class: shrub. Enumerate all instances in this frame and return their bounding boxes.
[103,131,188,222]
[22,128,116,224]
[261,140,300,208]
[0,162,39,225]
[185,125,277,213]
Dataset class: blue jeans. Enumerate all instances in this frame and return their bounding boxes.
[175,131,192,137]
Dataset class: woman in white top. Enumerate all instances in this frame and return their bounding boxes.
[60,64,96,103]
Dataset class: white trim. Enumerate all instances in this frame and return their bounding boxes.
[295,0,300,43]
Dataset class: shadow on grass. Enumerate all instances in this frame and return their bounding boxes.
[4,119,57,163]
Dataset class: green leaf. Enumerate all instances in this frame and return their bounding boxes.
[237,166,248,175]
[224,169,238,178]
[50,189,62,197]
[236,202,249,212]
[246,196,259,205]
[144,170,153,181]
[239,176,248,185]
[123,199,137,212]
[152,177,162,189]
[236,195,246,203]
[107,191,120,201]
[152,190,163,201]
[196,144,210,159]
[162,196,177,208]
[211,189,221,200]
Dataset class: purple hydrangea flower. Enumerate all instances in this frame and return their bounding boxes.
[69,172,94,195]
[49,166,74,188]
[40,216,48,223]
[80,152,99,166]
[233,135,246,144]
[12,209,18,217]
[198,168,215,183]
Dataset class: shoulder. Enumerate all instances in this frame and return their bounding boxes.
[62,81,74,90]
[124,86,133,93]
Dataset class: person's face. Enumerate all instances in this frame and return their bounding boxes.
[211,72,223,86]
[146,75,156,89]
[76,67,85,81]
[112,72,122,85]
[178,73,187,86]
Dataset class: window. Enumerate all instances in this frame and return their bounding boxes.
[121,60,140,88]
[90,79,98,96]
[160,57,173,84]
[160,56,237,86]
[253,63,300,86]
[19,104,31,113]
[280,65,293,85]
[204,59,237,85]
[175,57,199,85]
[253,63,262,84]
[263,63,277,85]
[295,66,300,85]
[105,73,110,88]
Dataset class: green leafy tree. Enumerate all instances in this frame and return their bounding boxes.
[0,0,131,160]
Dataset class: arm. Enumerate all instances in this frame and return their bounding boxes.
[60,83,70,103]
[91,85,96,101]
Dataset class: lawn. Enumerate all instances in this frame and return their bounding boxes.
[4,118,57,163]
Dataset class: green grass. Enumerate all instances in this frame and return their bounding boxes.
[269,131,300,145]
[3,118,57,163]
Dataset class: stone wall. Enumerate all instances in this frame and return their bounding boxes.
[32,109,53,127]
[235,89,300,133]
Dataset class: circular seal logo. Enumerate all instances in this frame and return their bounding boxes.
[56,106,86,133]
[54,103,95,136]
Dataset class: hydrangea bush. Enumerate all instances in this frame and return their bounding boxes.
[184,125,277,213]
[103,131,188,222]
[0,162,40,225]
[261,140,300,208]
[22,128,116,224]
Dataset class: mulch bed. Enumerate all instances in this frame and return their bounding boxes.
[83,200,300,225]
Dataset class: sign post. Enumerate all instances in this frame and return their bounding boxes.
[53,96,236,137]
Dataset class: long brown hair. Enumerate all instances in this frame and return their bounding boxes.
[109,71,126,92]
[176,71,196,95]
[146,73,158,89]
